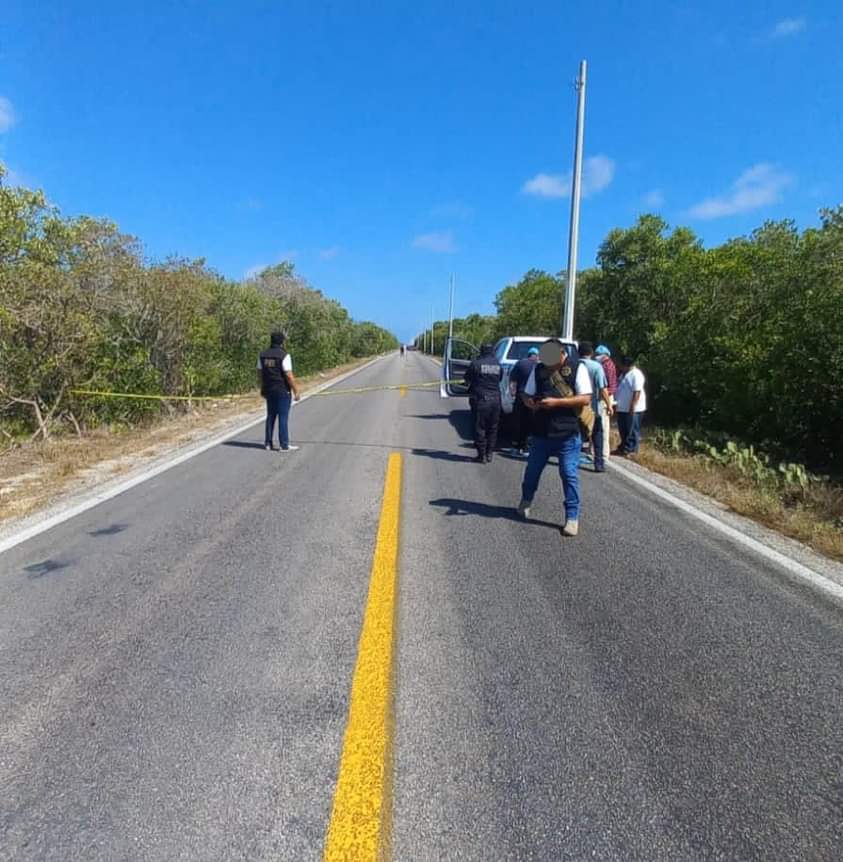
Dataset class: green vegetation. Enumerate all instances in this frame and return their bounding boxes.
[420,209,843,473]
[652,428,823,500]
[0,165,397,441]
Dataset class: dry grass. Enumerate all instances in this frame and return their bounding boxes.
[632,441,843,563]
[0,357,377,524]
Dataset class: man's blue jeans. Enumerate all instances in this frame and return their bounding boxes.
[617,412,642,454]
[521,433,582,522]
[265,391,292,449]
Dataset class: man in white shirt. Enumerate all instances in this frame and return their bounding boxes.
[614,355,646,456]
[257,331,301,452]
[517,339,592,537]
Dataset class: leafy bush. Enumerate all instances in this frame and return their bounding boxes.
[420,207,843,473]
[0,165,397,439]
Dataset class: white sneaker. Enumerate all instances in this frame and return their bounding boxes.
[517,500,531,519]
[561,519,579,537]
[279,445,300,452]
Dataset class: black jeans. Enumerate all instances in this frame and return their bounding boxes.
[512,398,532,450]
[471,397,501,458]
[592,413,605,469]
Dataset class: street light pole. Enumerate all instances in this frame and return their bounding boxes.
[562,59,587,342]
[448,274,455,341]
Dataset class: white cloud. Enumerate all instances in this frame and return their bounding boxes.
[319,246,340,259]
[412,230,456,253]
[771,17,806,38]
[522,155,616,199]
[582,155,616,196]
[687,163,793,220]
[244,249,298,280]
[244,263,269,280]
[522,173,569,198]
[642,189,665,208]
[0,97,16,134]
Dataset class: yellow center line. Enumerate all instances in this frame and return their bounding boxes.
[324,452,402,861]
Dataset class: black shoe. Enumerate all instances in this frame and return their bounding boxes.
[594,466,606,473]
[473,454,485,463]
[485,453,493,463]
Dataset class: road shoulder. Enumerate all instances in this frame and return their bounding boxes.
[0,354,389,555]
[608,455,843,601]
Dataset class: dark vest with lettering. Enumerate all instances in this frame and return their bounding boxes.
[532,357,581,438]
[259,347,290,394]
[467,355,502,402]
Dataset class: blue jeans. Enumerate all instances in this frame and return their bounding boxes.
[617,412,642,453]
[521,433,582,522]
[265,391,292,448]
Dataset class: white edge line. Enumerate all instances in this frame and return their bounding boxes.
[608,460,843,604]
[0,354,391,556]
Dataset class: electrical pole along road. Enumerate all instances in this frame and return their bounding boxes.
[1,352,842,860]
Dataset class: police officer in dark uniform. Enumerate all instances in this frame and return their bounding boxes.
[463,343,503,463]
[257,330,301,451]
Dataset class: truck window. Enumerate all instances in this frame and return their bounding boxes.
[506,341,579,361]
[506,341,543,361]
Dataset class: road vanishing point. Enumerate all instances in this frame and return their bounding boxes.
[1,352,842,860]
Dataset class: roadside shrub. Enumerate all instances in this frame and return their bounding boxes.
[0,165,397,439]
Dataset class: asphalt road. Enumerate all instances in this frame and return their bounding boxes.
[1,352,842,860]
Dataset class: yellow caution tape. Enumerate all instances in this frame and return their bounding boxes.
[70,380,457,402]
[309,380,450,396]
[70,389,252,402]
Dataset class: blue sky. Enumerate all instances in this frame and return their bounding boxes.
[2,1,841,342]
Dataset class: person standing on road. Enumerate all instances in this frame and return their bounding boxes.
[518,339,592,537]
[614,355,647,456]
[577,341,613,473]
[463,343,503,463]
[509,346,539,456]
[257,331,301,452]
[595,344,617,463]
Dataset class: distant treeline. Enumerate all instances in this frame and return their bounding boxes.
[0,165,397,440]
[418,210,843,472]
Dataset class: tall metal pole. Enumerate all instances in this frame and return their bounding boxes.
[563,59,587,341]
[448,274,455,341]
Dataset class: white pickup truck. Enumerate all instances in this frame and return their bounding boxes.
[440,335,579,416]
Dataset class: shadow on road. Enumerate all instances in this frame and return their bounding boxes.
[429,497,560,531]
[23,559,74,578]
[410,448,477,463]
[235,440,479,462]
[271,439,416,451]
[407,408,473,441]
[88,523,130,537]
